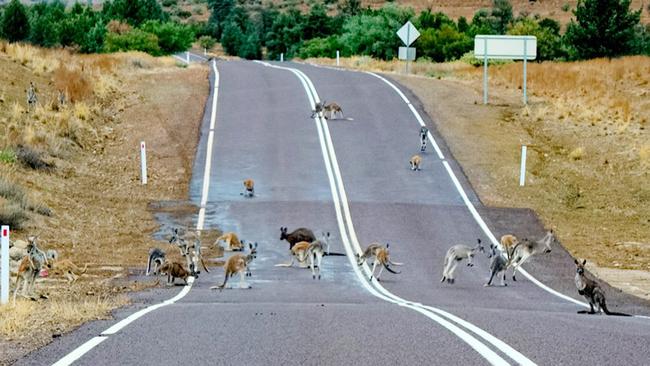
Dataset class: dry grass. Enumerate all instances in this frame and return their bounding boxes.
[0,43,209,363]
[0,294,129,341]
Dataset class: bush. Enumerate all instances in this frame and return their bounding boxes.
[15,145,54,171]
[140,20,194,54]
[198,35,216,50]
[102,0,167,27]
[0,203,29,230]
[298,36,342,58]
[1,0,30,42]
[104,28,161,55]
[0,149,16,164]
[508,18,564,61]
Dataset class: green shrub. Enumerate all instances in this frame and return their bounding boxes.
[0,149,16,164]
[198,35,216,50]
[1,0,30,42]
[140,20,194,54]
[104,28,161,55]
[298,36,342,58]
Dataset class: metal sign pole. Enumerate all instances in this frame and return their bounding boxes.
[523,38,528,105]
[406,26,411,74]
[1,226,9,305]
[483,37,488,105]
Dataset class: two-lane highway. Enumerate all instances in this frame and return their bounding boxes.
[19,60,650,366]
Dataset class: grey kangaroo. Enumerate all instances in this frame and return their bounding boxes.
[440,239,484,284]
[574,259,630,316]
[484,244,509,287]
[509,230,556,281]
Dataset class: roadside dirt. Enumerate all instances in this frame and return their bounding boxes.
[0,46,210,364]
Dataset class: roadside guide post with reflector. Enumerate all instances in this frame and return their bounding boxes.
[1,226,9,305]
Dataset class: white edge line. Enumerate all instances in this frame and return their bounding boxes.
[257,60,524,366]
[51,337,107,366]
[363,69,590,309]
[173,55,189,64]
[292,67,537,366]
[51,60,220,366]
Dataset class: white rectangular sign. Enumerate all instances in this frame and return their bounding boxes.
[398,47,416,61]
[1,226,9,305]
[474,35,536,60]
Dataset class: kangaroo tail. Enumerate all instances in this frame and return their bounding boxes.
[383,262,401,275]
[200,257,210,273]
[389,260,403,266]
[80,264,88,275]
[602,301,631,316]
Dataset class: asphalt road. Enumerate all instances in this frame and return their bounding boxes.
[17,60,650,366]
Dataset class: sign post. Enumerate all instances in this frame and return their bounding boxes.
[280,53,284,62]
[336,50,340,66]
[519,145,527,186]
[474,35,536,105]
[1,226,9,305]
[140,141,147,185]
[396,21,420,74]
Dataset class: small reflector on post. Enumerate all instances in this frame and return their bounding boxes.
[2,229,7,237]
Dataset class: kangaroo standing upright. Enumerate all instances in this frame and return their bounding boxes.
[574,259,630,316]
[419,127,428,152]
[484,244,509,287]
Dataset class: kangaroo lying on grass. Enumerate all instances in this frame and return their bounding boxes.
[574,259,630,316]
[440,239,484,284]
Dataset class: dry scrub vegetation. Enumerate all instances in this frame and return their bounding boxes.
[0,42,209,363]
[306,55,650,296]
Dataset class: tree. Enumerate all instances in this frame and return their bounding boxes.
[220,20,243,56]
[206,0,234,39]
[508,18,564,60]
[102,0,166,27]
[564,0,641,59]
[304,4,333,40]
[491,0,513,34]
[198,35,216,50]
[338,0,361,16]
[1,0,30,42]
[141,20,194,54]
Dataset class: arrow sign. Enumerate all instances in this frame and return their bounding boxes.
[397,21,420,46]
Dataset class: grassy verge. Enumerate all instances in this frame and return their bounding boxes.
[0,42,210,363]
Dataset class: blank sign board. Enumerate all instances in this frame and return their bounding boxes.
[398,47,416,61]
[474,35,536,60]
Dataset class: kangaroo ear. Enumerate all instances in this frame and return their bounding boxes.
[574,259,579,265]
[386,243,390,248]
[249,243,253,250]
[582,259,586,265]
[326,232,330,237]
[255,242,258,248]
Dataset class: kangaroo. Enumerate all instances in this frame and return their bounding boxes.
[484,244,509,287]
[13,236,50,303]
[356,243,402,281]
[311,100,343,120]
[146,248,166,276]
[306,233,330,280]
[51,259,88,284]
[211,243,258,290]
[500,234,519,261]
[510,230,555,281]
[440,239,484,284]
[419,126,428,152]
[409,154,422,171]
[275,241,311,268]
[214,232,244,252]
[574,259,630,316]
[240,178,254,197]
[169,227,209,276]
[26,82,37,110]
[158,260,190,286]
[280,227,316,251]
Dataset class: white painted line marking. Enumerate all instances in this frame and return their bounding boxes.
[257,60,534,366]
[366,69,590,309]
[51,336,108,366]
[52,61,220,365]
[173,55,189,64]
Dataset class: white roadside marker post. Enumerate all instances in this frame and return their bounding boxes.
[140,141,147,185]
[519,145,527,186]
[1,226,9,305]
[186,51,190,64]
[280,53,284,62]
[336,50,340,66]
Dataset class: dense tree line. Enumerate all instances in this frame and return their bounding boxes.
[0,0,647,61]
[205,0,649,62]
[0,0,194,55]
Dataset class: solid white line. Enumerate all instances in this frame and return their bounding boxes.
[197,60,220,231]
[51,337,108,366]
[366,70,591,309]
[173,55,189,64]
[291,67,535,366]
[257,60,530,366]
[51,60,221,366]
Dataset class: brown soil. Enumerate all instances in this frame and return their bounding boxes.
[0,45,210,364]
